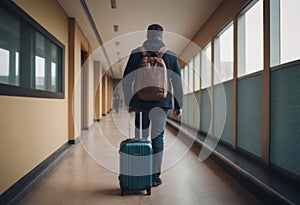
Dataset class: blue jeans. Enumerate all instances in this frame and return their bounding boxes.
[135,107,168,180]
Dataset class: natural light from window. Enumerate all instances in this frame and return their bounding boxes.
[201,43,212,89]
[35,56,45,90]
[280,0,300,64]
[238,0,263,77]
[194,53,200,91]
[214,23,234,84]
[0,48,9,75]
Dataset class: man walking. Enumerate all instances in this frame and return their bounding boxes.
[122,24,183,187]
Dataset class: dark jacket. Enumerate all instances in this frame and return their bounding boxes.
[122,39,183,111]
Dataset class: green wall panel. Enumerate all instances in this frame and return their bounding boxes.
[182,96,188,125]
[201,88,211,134]
[214,82,233,144]
[194,91,200,130]
[270,64,300,176]
[186,93,194,127]
[237,75,262,157]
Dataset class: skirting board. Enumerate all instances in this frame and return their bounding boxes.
[0,141,74,205]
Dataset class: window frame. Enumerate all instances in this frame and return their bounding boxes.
[0,0,65,99]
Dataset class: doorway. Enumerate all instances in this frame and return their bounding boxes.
[81,50,88,130]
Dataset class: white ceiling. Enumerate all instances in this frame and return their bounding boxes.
[58,0,223,79]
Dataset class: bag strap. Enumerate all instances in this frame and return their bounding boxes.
[157,47,167,58]
[139,47,148,57]
[139,46,167,58]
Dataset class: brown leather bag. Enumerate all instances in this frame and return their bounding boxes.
[136,46,169,101]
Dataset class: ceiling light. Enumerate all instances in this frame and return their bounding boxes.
[115,41,120,46]
[111,0,117,9]
[113,25,119,32]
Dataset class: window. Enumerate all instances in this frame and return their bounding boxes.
[51,62,57,91]
[35,55,46,90]
[181,68,183,81]
[0,6,20,86]
[238,0,263,77]
[188,59,194,93]
[194,52,200,91]
[0,48,10,84]
[214,23,234,84]
[201,42,212,89]
[35,32,61,92]
[183,64,188,94]
[0,1,64,98]
[271,0,300,66]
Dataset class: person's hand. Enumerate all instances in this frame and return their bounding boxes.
[173,108,182,117]
[128,106,139,113]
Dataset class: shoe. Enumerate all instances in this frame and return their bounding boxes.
[152,178,162,187]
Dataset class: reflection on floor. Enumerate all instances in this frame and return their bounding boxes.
[20,109,263,205]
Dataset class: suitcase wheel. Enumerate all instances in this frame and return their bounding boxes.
[121,186,128,196]
[146,188,151,195]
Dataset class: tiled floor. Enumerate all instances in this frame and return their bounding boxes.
[20,110,263,205]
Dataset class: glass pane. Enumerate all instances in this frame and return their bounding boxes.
[16,52,19,83]
[0,7,20,86]
[215,24,234,84]
[188,59,193,92]
[238,1,263,77]
[51,43,58,92]
[51,62,57,91]
[35,56,45,90]
[36,32,45,57]
[0,48,9,84]
[280,0,300,64]
[183,65,188,94]
[35,32,46,90]
[220,24,234,82]
[194,53,200,91]
[201,43,211,89]
[245,1,263,74]
[181,69,183,82]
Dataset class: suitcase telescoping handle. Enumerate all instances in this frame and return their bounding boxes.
[139,112,142,139]
[128,112,142,139]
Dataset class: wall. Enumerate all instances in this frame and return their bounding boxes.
[0,0,69,194]
[71,26,111,134]
[72,20,94,135]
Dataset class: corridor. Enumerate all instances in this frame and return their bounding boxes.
[1,0,300,204]
[20,110,262,205]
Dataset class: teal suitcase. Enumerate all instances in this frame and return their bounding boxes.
[119,139,152,196]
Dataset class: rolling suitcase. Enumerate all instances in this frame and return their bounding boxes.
[119,112,152,196]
